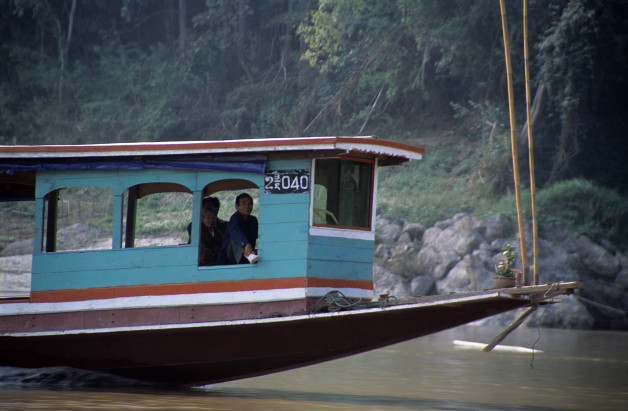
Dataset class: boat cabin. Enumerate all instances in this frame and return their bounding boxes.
[0,137,423,319]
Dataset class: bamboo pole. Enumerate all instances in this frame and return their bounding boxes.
[523,0,539,285]
[483,305,537,352]
[499,0,529,285]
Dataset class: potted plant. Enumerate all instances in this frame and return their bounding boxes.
[494,243,519,288]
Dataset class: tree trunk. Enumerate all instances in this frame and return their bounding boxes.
[547,108,579,184]
[279,0,294,83]
[237,0,255,84]
[178,0,187,54]
[56,0,77,104]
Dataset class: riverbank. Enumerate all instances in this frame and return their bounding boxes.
[374,213,628,330]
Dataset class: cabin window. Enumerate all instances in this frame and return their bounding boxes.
[123,183,192,248]
[0,200,35,289]
[42,186,114,252]
[313,158,373,229]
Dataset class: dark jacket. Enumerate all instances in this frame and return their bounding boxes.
[217,212,258,264]
[199,224,223,266]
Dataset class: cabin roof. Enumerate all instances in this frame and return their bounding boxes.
[0,137,424,201]
[0,136,424,162]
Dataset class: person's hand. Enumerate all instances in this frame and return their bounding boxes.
[244,243,253,257]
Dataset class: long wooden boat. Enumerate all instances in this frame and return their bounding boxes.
[0,137,581,386]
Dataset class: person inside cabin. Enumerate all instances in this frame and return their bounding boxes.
[187,196,227,244]
[198,207,223,266]
[217,193,259,265]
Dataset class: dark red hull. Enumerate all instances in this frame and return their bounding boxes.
[0,294,528,386]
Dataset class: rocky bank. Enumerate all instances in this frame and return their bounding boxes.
[374,213,628,330]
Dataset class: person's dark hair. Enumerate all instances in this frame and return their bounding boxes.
[235,193,253,206]
[202,196,220,212]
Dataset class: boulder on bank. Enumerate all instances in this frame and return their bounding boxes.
[374,214,628,330]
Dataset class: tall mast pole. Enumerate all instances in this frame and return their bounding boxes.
[523,0,539,285]
[499,0,529,285]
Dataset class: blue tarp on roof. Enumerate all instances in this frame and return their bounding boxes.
[0,158,266,174]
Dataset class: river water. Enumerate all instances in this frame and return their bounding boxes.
[1,324,626,410]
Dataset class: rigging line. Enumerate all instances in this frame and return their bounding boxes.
[359,83,385,135]
[576,295,626,316]
[530,307,546,369]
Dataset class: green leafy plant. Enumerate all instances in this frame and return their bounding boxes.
[495,243,519,279]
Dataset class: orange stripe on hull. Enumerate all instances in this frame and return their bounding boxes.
[30,277,373,303]
[306,277,373,290]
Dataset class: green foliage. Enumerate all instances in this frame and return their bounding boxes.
[1,0,627,250]
[538,0,596,118]
[378,134,628,253]
[535,179,628,249]
[377,139,500,226]
[69,42,192,143]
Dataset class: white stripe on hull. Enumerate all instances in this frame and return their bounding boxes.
[0,287,372,316]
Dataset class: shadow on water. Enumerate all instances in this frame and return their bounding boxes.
[0,366,560,410]
[0,366,159,390]
[201,386,563,411]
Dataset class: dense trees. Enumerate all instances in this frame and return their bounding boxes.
[1,0,627,191]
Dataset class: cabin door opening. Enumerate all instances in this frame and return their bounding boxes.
[313,158,374,230]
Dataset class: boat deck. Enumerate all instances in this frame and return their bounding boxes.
[309,281,582,313]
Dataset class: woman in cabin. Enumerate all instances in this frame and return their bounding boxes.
[198,207,224,266]
[217,193,258,264]
[187,197,227,245]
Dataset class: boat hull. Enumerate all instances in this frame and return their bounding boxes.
[0,294,528,386]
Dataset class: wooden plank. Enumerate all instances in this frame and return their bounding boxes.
[308,234,374,249]
[259,192,310,206]
[259,241,308,261]
[308,245,373,263]
[32,257,310,291]
[260,206,309,224]
[36,169,265,197]
[32,246,198,273]
[260,221,309,240]
[307,260,373,281]
[266,159,311,170]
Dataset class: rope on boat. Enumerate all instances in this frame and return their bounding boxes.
[575,295,626,316]
[543,282,560,298]
[310,290,398,313]
[530,307,547,369]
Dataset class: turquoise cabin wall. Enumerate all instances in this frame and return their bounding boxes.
[306,235,374,282]
[257,159,311,279]
[31,161,313,292]
[31,159,374,292]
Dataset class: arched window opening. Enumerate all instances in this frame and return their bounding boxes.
[42,186,114,252]
[195,179,259,266]
[124,183,192,248]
